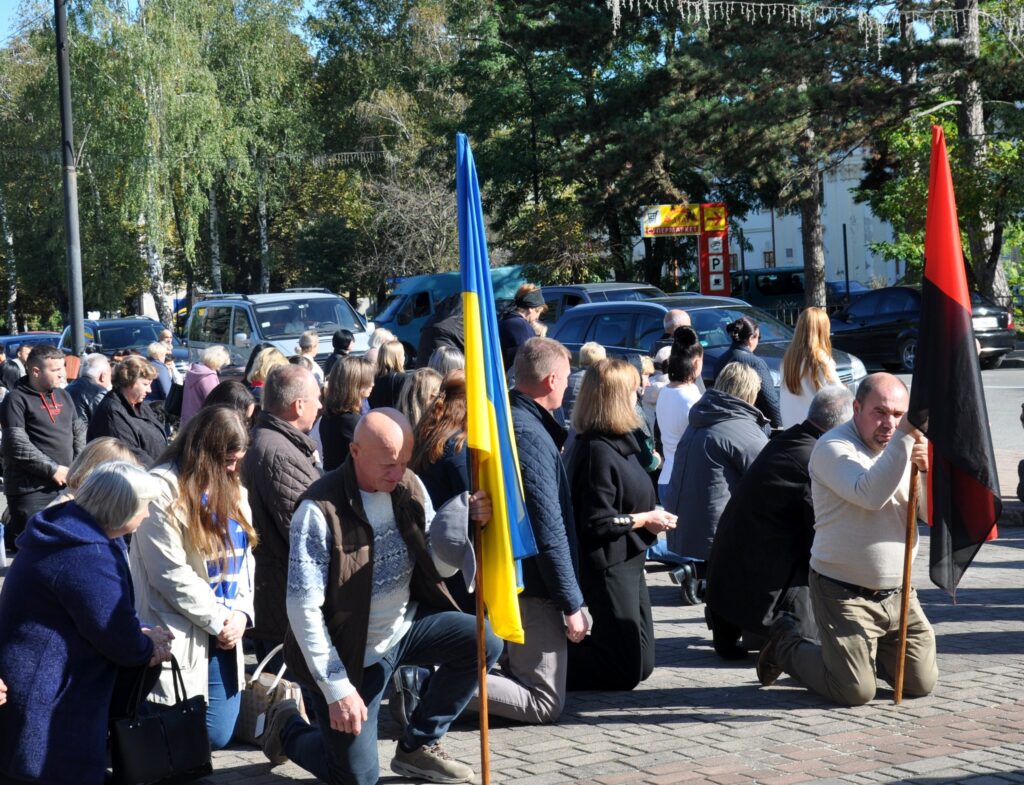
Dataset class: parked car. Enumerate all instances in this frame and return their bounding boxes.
[58,318,188,374]
[830,285,1015,371]
[825,279,871,307]
[373,266,525,362]
[540,282,666,325]
[548,296,868,390]
[0,332,63,357]
[184,289,369,372]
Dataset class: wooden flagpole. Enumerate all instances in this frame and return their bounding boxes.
[470,450,491,784]
[894,464,920,704]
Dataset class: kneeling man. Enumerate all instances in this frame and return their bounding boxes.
[757,373,937,706]
[264,409,501,784]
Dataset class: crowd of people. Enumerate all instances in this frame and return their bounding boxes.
[0,292,937,785]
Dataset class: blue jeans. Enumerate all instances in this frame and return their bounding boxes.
[646,535,692,568]
[282,610,502,785]
[207,639,241,750]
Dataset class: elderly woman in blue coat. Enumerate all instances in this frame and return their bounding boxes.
[0,462,173,785]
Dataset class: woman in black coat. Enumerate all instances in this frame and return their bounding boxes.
[321,355,375,471]
[714,315,782,430]
[367,340,407,410]
[565,358,677,691]
[87,356,168,463]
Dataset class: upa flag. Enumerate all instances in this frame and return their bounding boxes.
[456,132,538,643]
[908,125,1001,597]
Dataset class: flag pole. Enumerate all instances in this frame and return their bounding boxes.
[470,449,491,785]
[894,464,920,704]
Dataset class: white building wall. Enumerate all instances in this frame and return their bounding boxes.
[730,150,897,285]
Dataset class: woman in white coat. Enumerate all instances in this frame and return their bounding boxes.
[780,307,842,428]
[130,405,257,750]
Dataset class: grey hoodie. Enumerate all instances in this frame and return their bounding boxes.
[662,388,769,560]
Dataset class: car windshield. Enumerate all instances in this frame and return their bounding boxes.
[686,305,794,348]
[604,287,665,302]
[254,298,361,340]
[95,323,179,350]
[373,295,405,323]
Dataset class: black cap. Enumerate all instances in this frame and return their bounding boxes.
[515,289,546,309]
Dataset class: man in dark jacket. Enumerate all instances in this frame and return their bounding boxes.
[323,329,354,377]
[0,343,30,390]
[65,353,112,425]
[481,336,587,724]
[706,386,854,654]
[0,344,85,550]
[240,364,323,663]
[498,286,545,371]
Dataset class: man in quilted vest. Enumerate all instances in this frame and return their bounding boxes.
[264,408,501,784]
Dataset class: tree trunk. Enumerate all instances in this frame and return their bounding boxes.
[0,194,17,334]
[138,210,171,327]
[208,184,222,293]
[605,203,630,281]
[257,178,270,293]
[799,171,827,308]
[956,0,1008,302]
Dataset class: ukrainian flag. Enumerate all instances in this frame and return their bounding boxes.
[456,132,538,644]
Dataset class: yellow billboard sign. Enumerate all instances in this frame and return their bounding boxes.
[702,204,727,232]
[642,204,701,237]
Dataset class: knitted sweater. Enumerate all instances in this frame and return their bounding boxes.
[809,419,918,590]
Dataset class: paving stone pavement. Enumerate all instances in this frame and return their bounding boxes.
[194,525,1024,785]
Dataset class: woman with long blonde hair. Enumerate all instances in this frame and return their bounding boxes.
[129,405,257,750]
[780,307,841,428]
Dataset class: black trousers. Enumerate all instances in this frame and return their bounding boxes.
[567,550,654,691]
[5,490,58,551]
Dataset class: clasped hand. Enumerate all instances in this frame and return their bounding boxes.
[216,611,247,650]
[141,625,175,667]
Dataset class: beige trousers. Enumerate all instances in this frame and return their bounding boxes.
[776,570,938,706]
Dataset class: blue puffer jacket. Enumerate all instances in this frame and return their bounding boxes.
[510,390,584,614]
[0,502,154,785]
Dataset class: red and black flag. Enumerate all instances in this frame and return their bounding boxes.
[908,125,1001,597]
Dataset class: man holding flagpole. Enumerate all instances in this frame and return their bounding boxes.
[262,409,502,785]
[756,373,936,706]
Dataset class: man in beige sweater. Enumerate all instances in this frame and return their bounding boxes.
[756,373,936,706]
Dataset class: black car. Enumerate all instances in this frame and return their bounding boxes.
[0,332,63,357]
[548,296,868,389]
[58,317,189,373]
[829,286,1015,371]
[540,282,666,325]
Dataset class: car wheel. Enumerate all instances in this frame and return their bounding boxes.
[980,354,1003,370]
[898,338,916,372]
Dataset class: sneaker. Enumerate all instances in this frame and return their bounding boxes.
[390,741,474,783]
[261,698,300,766]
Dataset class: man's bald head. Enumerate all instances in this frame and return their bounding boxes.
[664,309,691,334]
[350,408,415,493]
[853,372,909,451]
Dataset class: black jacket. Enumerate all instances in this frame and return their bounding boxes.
[320,410,360,471]
[417,436,469,509]
[86,390,167,463]
[714,343,782,430]
[367,371,406,410]
[565,430,656,572]
[323,350,348,378]
[510,390,583,615]
[706,420,823,634]
[0,379,85,496]
[66,377,109,424]
[241,412,322,641]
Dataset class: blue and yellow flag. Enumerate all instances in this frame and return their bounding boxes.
[456,132,538,644]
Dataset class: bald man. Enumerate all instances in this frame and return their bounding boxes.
[757,373,936,706]
[267,409,501,785]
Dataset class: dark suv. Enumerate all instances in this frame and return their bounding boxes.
[829,286,1014,371]
[549,295,868,390]
[59,318,188,374]
[540,282,666,325]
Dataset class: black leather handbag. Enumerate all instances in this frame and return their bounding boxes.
[110,656,212,785]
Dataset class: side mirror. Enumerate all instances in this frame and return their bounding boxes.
[233,332,250,348]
